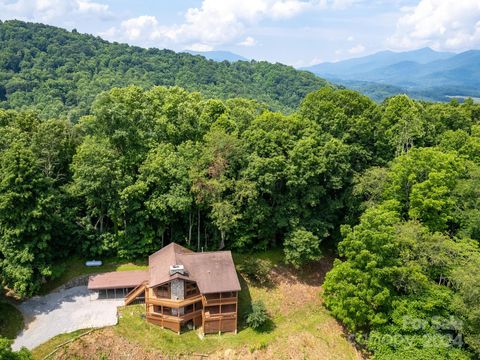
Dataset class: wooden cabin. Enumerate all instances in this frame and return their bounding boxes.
[88,243,241,335]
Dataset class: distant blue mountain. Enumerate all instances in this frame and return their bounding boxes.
[184,50,249,62]
[344,50,480,88]
[304,48,454,77]
[303,48,480,102]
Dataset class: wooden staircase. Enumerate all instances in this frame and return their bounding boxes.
[124,281,147,305]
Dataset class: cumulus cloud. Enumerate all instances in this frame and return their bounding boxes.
[0,0,110,22]
[388,0,480,51]
[102,0,359,50]
[238,36,257,47]
[348,43,365,54]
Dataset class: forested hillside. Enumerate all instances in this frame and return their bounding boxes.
[0,20,329,120]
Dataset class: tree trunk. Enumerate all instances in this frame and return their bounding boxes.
[204,226,208,251]
[219,230,225,250]
[188,210,193,246]
[197,208,201,252]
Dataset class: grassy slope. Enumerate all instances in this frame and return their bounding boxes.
[0,302,24,339]
[32,250,361,359]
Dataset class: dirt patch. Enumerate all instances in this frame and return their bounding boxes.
[267,256,334,313]
[53,328,166,360]
[208,330,363,360]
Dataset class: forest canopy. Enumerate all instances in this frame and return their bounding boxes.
[1,85,479,360]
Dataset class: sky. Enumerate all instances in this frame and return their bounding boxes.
[0,0,479,66]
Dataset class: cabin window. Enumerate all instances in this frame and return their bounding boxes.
[221,291,235,298]
[205,293,220,300]
[185,281,199,298]
[155,284,170,298]
[221,304,236,313]
[163,306,172,316]
[205,305,220,315]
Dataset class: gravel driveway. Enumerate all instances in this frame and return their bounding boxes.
[12,286,123,351]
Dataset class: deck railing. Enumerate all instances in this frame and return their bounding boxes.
[147,309,203,323]
[202,296,237,306]
[147,294,202,308]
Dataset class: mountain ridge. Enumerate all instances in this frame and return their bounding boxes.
[0,20,330,120]
[303,47,480,102]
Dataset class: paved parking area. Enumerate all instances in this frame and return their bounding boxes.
[13,286,123,351]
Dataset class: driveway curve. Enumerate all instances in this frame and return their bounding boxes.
[13,286,123,351]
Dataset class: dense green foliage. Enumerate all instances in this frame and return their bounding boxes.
[0,20,330,120]
[0,337,31,360]
[246,300,270,330]
[283,228,321,268]
[324,99,480,358]
[0,303,23,340]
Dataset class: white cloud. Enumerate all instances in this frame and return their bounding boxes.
[348,43,365,54]
[102,0,359,50]
[270,0,312,18]
[121,15,160,41]
[347,35,355,41]
[76,0,108,14]
[388,0,480,51]
[238,36,257,47]
[0,0,110,22]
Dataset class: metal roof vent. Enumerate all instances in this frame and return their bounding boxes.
[169,264,185,276]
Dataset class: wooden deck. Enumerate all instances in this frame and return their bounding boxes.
[147,294,202,308]
[202,296,237,306]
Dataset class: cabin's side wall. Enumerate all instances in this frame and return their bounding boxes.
[202,291,238,334]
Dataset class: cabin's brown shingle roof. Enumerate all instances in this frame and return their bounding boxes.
[148,243,193,288]
[148,243,241,294]
[180,251,241,294]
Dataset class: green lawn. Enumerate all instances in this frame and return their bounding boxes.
[32,249,360,359]
[0,302,24,339]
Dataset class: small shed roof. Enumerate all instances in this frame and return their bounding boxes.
[88,270,148,290]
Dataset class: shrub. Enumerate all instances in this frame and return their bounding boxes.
[238,257,270,285]
[284,228,322,268]
[246,300,270,330]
